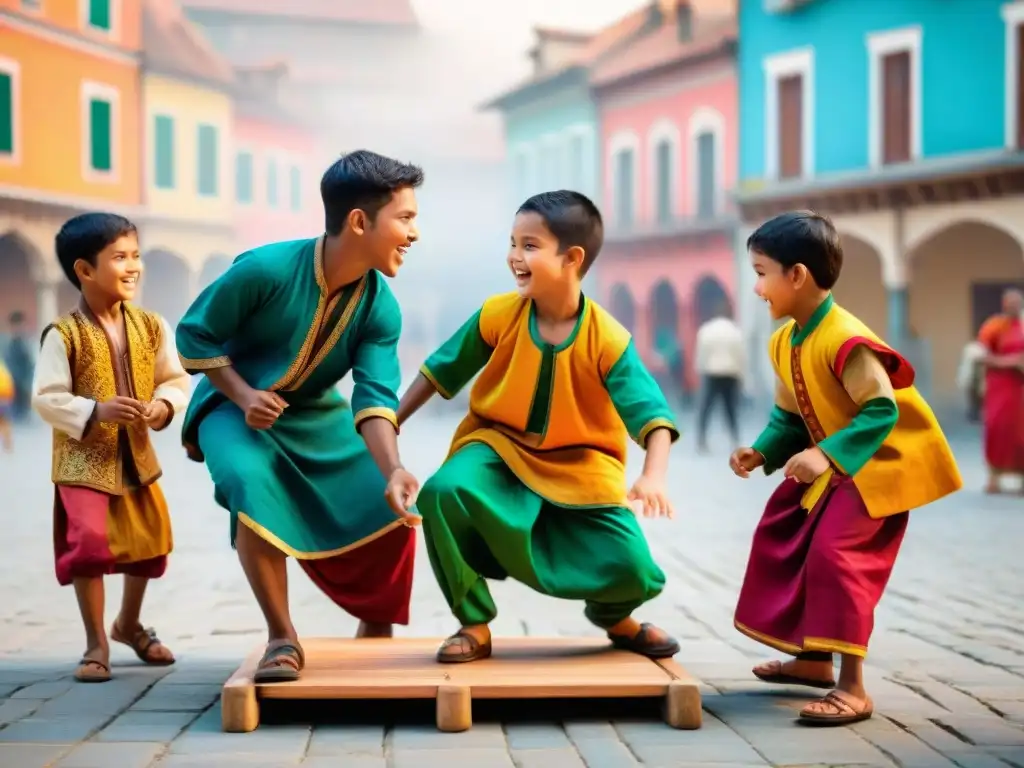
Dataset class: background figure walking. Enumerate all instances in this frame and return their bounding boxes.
[695,303,745,453]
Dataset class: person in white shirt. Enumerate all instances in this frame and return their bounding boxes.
[694,304,745,452]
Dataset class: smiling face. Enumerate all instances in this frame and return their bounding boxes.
[75,233,142,302]
[750,248,802,320]
[360,186,419,278]
[508,211,583,300]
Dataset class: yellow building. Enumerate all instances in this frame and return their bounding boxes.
[137,0,236,325]
[0,0,143,329]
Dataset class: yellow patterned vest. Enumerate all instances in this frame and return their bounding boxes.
[49,304,163,493]
[770,303,962,518]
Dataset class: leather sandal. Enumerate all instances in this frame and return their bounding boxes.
[753,660,836,689]
[798,690,874,726]
[436,630,492,664]
[74,657,111,683]
[607,622,680,658]
[253,639,305,683]
[111,624,175,666]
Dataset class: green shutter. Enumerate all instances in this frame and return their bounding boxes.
[154,115,174,188]
[267,160,278,207]
[289,166,301,211]
[0,73,12,155]
[89,0,111,30]
[89,98,112,172]
[235,152,253,203]
[197,125,218,196]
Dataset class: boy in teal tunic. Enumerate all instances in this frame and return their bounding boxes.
[177,151,423,682]
[397,191,681,663]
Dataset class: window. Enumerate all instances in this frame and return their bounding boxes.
[867,27,921,167]
[1002,3,1024,148]
[21,0,42,12]
[615,148,635,227]
[235,151,253,204]
[0,59,18,161]
[763,48,814,180]
[153,115,174,189]
[289,165,301,211]
[87,0,111,31]
[688,108,724,219]
[696,132,716,217]
[82,82,117,177]
[197,124,218,196]
[655,141,672,224]
[267,159,278,207]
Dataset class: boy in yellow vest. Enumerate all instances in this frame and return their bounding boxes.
[730,211,961,726]
[397,190,680,663]
[31,213,190,682]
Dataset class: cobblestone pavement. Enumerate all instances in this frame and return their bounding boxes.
[0,411,1022,768]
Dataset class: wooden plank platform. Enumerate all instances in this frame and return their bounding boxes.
[222,637,702,733]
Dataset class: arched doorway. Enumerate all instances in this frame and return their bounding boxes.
[142,250,192,328]
[693,275,730,325]
[609,283,635,332]
[0,231,40,330]
[909,220,1024,402]
[649,278,683,399]
[831,233,887,341]
[198,254,233,292]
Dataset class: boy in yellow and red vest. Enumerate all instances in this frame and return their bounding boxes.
[397,191,681,664]
[32,213,190,683]
[730,211,962,726]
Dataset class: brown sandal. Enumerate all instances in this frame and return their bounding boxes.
[253,639,305,683]
[798,690,873,726]
[607,623,680,659]
[436,630,492,664]
[753,660,836,689]
[111,624,175,666]
[74,657,111,683]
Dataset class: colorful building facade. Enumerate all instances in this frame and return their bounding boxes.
[592,2,738,392]
[0,0,142,328]
[736,0,1024,405]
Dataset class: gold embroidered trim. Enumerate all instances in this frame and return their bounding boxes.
[419,364,452,399]
[354,407,399,431]
[734,620,867,658]
[236,511,406,560]
[638,417,678,447]
[178,353,231,371]
[284,278,366,392]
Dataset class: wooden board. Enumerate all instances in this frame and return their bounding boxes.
[222,637,702,733]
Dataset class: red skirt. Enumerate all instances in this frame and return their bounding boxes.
[734,475,907,658]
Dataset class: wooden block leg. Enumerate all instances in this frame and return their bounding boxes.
[663,679,702,730]
[436,685,472,733]
[222,682,259,733]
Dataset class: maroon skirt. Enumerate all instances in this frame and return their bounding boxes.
[734,475,907,658]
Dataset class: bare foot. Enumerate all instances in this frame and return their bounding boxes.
[752,658,834,686]
[356,621,393,638]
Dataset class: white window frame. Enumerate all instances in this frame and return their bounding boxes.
[867,25,922,168]
[563,123,595,197]
[0,57,21,166]
[80,0,120,39]
[80,80,120,183]
[763,47,814,180]
[1002,2,1024,148]
[606,130,641,228]
[646,118,681,224]
[687,107,726,218]
[196,122,220,198]
[234,147,256,207]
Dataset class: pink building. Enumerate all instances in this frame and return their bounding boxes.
[592,1,738,392]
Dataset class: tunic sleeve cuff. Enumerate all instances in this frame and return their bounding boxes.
[419,364,453,400]
[354,406,399,433]
[178,353,231,374]
[637,418,680,447]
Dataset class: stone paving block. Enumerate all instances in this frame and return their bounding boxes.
[168,705,310,760]
[637,754,769,768]
[95,709,196,742]
[306,724,384,756]
[615,717,764,764]
[0,743,73,768]
[563,721,621,741]
[130,683,221,712]
[731,724,894,766]
[154,758,301,768]
[946,749,1019,768]
[390,723,507,750]
[510,747,586,767]
[390,748,515,768]
[54,741,165,768]
[0,696,43,725]
[0,713,113,743]
[302,757,385,768]
[852,717,959,767]
[503,723,572,750]
[934,714,1024,746]
[10,679,75,700]
[984,745,1024,766]
[564,738,639,768]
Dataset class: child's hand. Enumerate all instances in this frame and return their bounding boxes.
[628,474,674,518]
[729,447,765,478]
[783,447,830,483]
[95,396,145,425]
[385,467,422,526]
[141,400,170,429]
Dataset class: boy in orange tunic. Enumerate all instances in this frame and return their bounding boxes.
[730,211,961,726]
[32,213,190,683]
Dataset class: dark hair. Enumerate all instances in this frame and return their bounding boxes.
[517,190,604,276]
[55,212,138,290]
[8,311,24,325]
[320,150,424,236]
[746,210,843,290]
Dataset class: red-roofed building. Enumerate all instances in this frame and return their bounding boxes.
[593,0,739,398]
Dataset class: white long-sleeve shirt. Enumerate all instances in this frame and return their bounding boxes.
[695,317,746,379]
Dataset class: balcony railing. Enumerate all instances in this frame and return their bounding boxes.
[605,199,740,242]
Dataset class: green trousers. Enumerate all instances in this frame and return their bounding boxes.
[417,443,666,629]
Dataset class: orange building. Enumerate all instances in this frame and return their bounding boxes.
[0,0,142,331]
